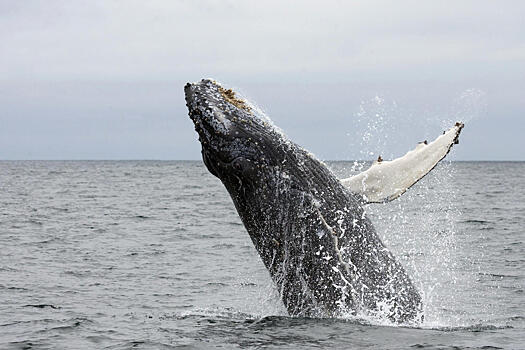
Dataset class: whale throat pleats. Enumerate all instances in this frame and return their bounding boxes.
[340,122,464,204]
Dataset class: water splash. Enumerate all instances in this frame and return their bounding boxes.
[450,88,487,126]
[354,95,400,162]
[236,277,288,318]
[228,85,288,139]
[342,89,490,328]
[369,163,465,327]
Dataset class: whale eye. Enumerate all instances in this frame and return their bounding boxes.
[233,158,243,172]
[231,156,252,173]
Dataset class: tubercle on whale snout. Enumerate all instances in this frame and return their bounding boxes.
[217,86,251,112]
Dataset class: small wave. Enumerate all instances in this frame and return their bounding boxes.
[174,307,257,321]
[211,243,235,249]
[239,281,258,287]
[460,219,490,224]
[23,304,61,309]
[228,221,244,226]
[508,315,525,321]
[33,317,94,334]
[33,237,61,244]
[133,215,154,220]
[410,344,502,349]
[206,282,228,287]
[26,219,43,226]
[152,293,175,297]
[238,312,520,333]
[104,340,179,349]
[478,272,519,279]
[47,206,70,212]
[62,270,91,277]
[432,324,513,332]
[1,285,28,291]
[7,340,40,349]
[0,267,21,273]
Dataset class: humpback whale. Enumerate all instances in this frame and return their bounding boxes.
[184,79,463,324]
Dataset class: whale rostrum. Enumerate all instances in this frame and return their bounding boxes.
[184,79,463,324]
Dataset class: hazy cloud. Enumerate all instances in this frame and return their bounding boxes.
[1,1,524,160]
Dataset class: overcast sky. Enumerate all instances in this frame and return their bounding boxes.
[1,1,524,160]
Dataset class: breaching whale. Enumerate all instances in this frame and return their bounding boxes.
[184,79,463,324]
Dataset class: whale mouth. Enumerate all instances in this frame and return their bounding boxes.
[202,149,220,177]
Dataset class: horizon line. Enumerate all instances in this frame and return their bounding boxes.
[1,159,524,163]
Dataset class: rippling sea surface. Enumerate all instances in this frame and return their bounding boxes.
[1,161,523,349]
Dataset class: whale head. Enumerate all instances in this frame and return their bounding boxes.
[185,79,291,193]
[184,78,316,248]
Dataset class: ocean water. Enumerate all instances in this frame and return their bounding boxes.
[0,160,523,349]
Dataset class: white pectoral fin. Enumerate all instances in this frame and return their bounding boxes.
[341,122,464,203]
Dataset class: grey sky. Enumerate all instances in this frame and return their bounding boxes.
[1,0,524,160]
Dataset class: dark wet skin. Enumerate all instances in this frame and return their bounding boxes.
[185,79,423,324]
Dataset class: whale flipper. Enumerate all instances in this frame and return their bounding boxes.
[340,122,464,204]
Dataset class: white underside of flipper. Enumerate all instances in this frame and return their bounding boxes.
[340,122,464,204]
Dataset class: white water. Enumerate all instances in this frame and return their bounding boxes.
[341,89,489,328]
